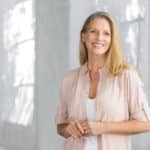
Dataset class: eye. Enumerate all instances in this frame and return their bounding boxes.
[89,29,97,33]
[86,28,97,34]
[104,31,111,36]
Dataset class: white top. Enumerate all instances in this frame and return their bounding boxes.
[84,98,98,150]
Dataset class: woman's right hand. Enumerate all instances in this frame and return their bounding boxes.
[65,121,85,138]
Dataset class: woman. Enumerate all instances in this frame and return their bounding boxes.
[55,11,150,150]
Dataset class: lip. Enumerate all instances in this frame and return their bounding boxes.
[92,43,104,48]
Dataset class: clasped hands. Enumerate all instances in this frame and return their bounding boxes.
[65,120,101,138]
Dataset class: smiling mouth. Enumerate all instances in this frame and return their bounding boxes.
[93,43,104,48]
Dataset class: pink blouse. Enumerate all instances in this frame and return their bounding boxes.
[55,63,150,150]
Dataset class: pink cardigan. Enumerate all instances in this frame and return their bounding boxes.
[55,63,150,150]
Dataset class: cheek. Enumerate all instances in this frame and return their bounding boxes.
[84,37,92,47]
[107,37,111,46]
[85,36,94,45]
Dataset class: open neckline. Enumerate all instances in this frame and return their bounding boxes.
[86,62,106,73]
[88,97,96,101]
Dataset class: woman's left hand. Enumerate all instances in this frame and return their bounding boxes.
[80,121,101,136]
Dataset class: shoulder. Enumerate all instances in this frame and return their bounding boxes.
[64,67,80,82]
[62,67,80,88]
[121,68,143,86]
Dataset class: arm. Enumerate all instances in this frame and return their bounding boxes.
[100,120,150,135]
[81,120,150,136]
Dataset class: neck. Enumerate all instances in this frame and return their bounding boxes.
[87,54,106,73]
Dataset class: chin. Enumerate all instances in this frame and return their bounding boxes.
[93,50,107,55]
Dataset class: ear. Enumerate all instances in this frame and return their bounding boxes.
[81,32,86,43]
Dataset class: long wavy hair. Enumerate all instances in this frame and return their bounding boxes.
[79,11,132,76]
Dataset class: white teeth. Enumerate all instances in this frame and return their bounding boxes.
[93,43,104,48]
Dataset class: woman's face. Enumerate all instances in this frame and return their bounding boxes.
[81,17,111,56]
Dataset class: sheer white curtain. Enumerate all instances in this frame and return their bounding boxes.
[0,0,36,150]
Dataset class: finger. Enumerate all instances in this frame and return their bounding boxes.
[71,122,82,137]
[80,121,88,129]
[84,128,91,135]
[80,125,88,132]
[71,125,80,136]
[75,121,84,134]
[81,121,90,131]
[68,122,79,137]
[84,125,91,133]
[82,124,92,136]
[70,127,78,138]
[74,128,82,137]
[66,125,74,137]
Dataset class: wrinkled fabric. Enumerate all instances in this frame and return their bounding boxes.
[55,63,150,150]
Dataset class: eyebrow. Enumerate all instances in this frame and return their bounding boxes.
[87,27,111,32]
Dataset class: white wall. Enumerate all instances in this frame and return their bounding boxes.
[35,0,70,149]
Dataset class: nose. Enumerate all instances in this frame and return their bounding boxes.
[96,31,103,40]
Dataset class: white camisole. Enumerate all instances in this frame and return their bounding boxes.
[84,98,98,150]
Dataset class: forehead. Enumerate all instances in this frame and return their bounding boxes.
[87,17,111,31]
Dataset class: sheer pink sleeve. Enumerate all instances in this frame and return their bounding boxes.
[126,70,150,121]
[55,76,69,124]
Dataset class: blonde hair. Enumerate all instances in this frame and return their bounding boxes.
[79,11,132,76]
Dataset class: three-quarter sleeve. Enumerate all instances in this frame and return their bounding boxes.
[55,68,79,125]
[55,78,68,124]
[127,70,150,121]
